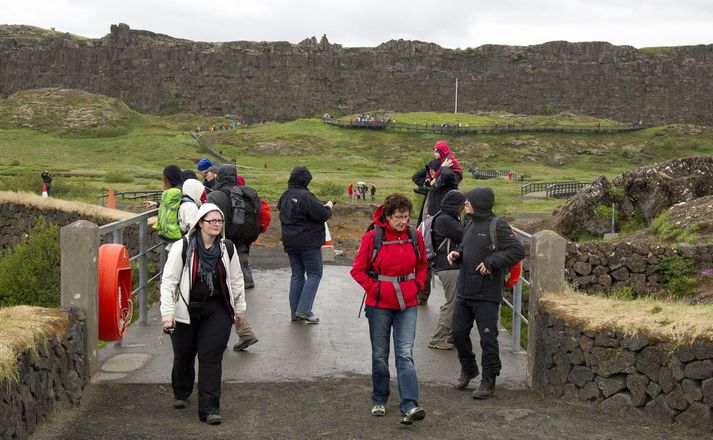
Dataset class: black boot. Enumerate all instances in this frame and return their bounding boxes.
[454,368,479,390]
[472,376,495,399]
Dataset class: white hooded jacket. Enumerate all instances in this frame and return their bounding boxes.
[160,203,246,324]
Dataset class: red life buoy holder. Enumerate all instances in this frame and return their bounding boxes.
[505,260,523,289]
[98,244,133,341]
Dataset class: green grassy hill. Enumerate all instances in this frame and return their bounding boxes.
[1,89,712,215]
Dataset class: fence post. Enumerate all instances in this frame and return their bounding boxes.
[526,230,566,389]
[139,220,148,324]
[60,220,100,376]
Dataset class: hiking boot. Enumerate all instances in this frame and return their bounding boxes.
[454,369,479,390]
[205,414,222,425]
[295,313,320,324]
[472,376,496,399]
[173,399,188,409]
[428,340,454,350]
[244,282,255,289]
[233,335,259,351]
[371,404,386,417]
[400,406,426,425]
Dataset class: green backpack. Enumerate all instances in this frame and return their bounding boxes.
[155,188,194,241]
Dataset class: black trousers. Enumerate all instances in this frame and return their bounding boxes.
[171,299,233,419]
[451,299,501,379]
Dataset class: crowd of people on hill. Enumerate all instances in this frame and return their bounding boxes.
[353,113,384,124]
[192,119,249,138]
[149,139,524,427]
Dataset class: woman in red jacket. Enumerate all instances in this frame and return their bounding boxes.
[350,193,428,425]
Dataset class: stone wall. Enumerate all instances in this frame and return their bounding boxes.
[1,24,713,125]
[0,202,161,264]
[531,305,713,433]
[0,307,88,439]
[565,240,713,294]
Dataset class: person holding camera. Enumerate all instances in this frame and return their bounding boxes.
[278,166,333,323]
[160,203,245,425]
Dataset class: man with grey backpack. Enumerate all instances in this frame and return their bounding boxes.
[425,190,466,350]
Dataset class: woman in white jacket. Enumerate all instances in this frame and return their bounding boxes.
[160,203,245,425]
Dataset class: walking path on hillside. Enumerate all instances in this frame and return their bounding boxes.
[31,249,708,439]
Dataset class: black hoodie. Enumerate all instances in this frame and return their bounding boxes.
[278,166,333,253]
[453,187,525,303]
[412,158,462,218]
[431,190,465,272]
[206,165,239,241]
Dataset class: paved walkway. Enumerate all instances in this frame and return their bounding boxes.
[30,250,709,439]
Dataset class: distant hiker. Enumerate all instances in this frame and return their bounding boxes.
[448,187,524,399]
[350,193,428,425]
[370,185,376,202]
[427,190,465,350]
[206,164,260,351]
[160,203,245,425]
[348,183,354,201]
[278,166,333,324]
[197,158,217,190]
[41,170,52,196]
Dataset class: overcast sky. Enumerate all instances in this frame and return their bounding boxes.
[2,0,711,48]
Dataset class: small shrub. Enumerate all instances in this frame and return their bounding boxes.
[105,170,134,183]
[651,210,699,243]
[0,218,60,307]
[610,286,635,301]
[9,159,20,166]
[608,186,625,198]
[312,180,342,201]
[649,306,662,314]
[544,102,555,116]
[655,255,697,298]
[595,204,617,221]
[620,206,646,234]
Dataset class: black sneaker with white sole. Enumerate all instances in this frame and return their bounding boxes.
[400,406,426,425]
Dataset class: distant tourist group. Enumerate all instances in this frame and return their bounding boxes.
[155,140,524,427]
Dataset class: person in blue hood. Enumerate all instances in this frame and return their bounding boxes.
[447,187,525,399]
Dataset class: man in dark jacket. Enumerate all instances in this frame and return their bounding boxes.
[427,190,465,350]
[447,187,525,399]
[278,166,333,323]
[206,164,259,351]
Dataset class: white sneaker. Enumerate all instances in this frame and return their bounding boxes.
[371,404,386,416]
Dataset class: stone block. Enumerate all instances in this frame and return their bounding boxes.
[620,333,649,352]
[702,377,713,406]
[592,265,608,276]
[596,375,627,397]
[596,274,612,289]
[594,333,619,348]
[562,383,578,403]
[569,366,594,387]
[658,367,676,394]
[610,266,630,281]
[668,356,685,382]
[685,360,713,380]
[693,339,713,360]
[626,373,650,407]
[637,346,664,381]
[675,402,713,433]
[579,335,594,353]
[573,261,592,276]
[625,254,647,273]
[665,389,690,411]
[600,392,635,413]
[644,395,679,425]
[568,348,585,366]
[676,345,698,363]
[647,381,662,399]
[681,379,702,403]
[579,381,601,402]
[591,347,636,377]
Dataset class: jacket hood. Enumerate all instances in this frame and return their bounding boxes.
[163,165,184,188]
[288,166,312,188]
[372,205,408,233]
[214,165,238,191]
[440,190,465,217]
[465,187,495,215]
[186,203,225,238]
[182,179,205,205]
[434,140,450,158]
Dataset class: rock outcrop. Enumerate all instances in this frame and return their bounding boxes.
[1,24,713,123]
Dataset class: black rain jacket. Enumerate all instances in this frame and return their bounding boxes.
[431,190,465,272]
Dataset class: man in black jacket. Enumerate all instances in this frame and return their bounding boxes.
[278,166,333,324]
[447,187,525,399]
[206,164,259,351]
[427,190,465,350]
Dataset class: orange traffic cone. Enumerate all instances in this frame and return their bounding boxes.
[321,223,335,262]
[254,238,261,246]
[41,183,48,198]
[107,185,116,209]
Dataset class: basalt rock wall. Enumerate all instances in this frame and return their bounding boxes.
[1,24,713,124]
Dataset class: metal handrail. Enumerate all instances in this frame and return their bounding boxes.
[98,208,161,326]
[506,226,531,353]
[521,180,591,195]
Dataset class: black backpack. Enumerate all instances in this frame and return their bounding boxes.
[365,222,420,264]
[227,185,262,245]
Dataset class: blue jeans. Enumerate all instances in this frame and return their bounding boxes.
[366,305,419,415]
[287,247,323,318]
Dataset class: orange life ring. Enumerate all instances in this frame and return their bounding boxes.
[98,244,133,341]
[505,260,523,289]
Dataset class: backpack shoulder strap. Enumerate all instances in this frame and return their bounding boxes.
[406,226,420,258]
[489,216,500,251]
[370,225,383,263]
[181,236,188,265]
[222,238,235,261]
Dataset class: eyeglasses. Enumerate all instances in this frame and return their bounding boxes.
[390,215,410,221]
[203,219,224,225]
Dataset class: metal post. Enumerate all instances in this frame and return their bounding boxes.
[512,279,523,352]
[113,229,123,244]
[454,77,458,114]
[138,220,148,324]
[611,202,616,233]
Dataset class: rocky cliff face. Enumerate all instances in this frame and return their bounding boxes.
[2,24,712,124]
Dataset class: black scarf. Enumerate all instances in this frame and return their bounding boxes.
[191,232,222,295]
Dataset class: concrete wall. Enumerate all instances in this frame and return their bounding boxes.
[0,307,88,439]
[530,304,713,433]
[2,24,713,125]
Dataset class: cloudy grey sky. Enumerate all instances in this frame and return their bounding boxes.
[2,0,711,48]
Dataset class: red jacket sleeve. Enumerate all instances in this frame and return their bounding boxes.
[350,231,378,294]
[260,200,271,233]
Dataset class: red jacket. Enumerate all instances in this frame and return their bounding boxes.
[351,206,428,310]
